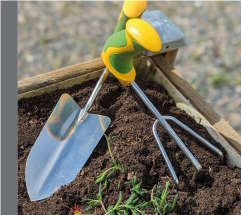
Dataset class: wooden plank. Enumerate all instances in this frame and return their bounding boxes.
[18,56,148,100]
[151,55,241,155]
[163,49,178,65]
[18,70,102,100]
[18,58,104,95]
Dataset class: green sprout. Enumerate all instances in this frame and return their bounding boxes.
[85,134,123,213]
[86,183,107,213]
[95,134,123,185]
[150,181,177,215]
[85,134,178,214]
[105,176,149,215]
[106,177,177,215]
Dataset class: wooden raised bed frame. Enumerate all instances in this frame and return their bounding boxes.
[18,50,241,168]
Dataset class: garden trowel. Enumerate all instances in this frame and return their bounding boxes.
[25,93,111,201]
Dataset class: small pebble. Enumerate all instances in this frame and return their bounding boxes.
[127,172,134,180]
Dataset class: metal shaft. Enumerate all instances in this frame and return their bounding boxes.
[153,117,223,184]
[163,116,223,158]
[153,120,179,184]
[131,81,202,171]
[78,69,108,122]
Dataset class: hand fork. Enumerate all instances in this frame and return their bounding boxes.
[152,116,223,184]
[101,17,223,184]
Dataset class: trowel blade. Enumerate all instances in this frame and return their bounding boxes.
[25,94,111,201]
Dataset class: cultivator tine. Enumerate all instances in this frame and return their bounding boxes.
[153,120,179,184]
[163,116,224,158]
[152,116,223,184]
[131,81,202,172]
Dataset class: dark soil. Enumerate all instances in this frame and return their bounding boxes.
[18,78,241,215]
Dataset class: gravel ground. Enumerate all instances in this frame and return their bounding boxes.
[18,1,241,133]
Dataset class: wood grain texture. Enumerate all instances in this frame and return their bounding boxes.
[18,58,104,95]
[163,49,178,65]
[18,70,102,100]
[18,56,147,100]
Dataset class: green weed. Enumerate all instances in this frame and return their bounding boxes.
[95,134,124,185]
[105,176,149,215]
[86,183,107,213]
[85,135,177,214]
[150,182,177,215]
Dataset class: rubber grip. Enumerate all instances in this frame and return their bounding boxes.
[101,19,162,85]
[114,0,147,33]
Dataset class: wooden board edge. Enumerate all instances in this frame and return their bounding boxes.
[18,70,102,100]
[18,56,146,100]
[18,58,104,95]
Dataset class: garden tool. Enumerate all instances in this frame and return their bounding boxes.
[25,0,148,201]
[101,18,224,184]
[141,11,223,183]
[142,10,185,54]
[153,117,223,184]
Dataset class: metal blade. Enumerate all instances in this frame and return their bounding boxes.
[25,94,111,201]
[142,10,185,54]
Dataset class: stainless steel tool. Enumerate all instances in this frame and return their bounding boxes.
[142,10,185,54]
[25,71,110,201]
[152,116,223,184]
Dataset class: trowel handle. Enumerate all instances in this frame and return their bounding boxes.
[79,1,148,117]
[101,18,162,86]
[114,0,147,33]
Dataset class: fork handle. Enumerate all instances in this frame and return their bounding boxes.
[114,0,147,32]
